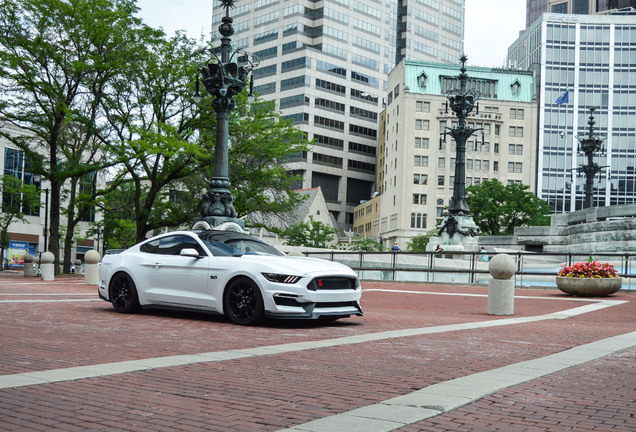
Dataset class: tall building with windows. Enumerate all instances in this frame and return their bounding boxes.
[508,12,636,212]
[353,59,537,247]
[527,0,636,28]
[0,124,103,265]
[212,0,465,229]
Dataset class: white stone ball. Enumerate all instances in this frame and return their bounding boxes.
[488,253,516,280]
[85,250,101,264]
[41,251,55,264]
[23,254,34,263]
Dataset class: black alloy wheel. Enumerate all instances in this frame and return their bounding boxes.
[110,273,140,313]
[224,277,264,325]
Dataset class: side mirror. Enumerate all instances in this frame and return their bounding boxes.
[180,248,202,258]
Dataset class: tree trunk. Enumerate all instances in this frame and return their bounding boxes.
[49,180,61,275]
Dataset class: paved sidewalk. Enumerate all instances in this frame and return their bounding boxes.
[0,272,635,431]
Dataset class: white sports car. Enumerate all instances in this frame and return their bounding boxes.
[98,230,363,325]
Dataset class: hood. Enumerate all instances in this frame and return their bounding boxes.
[238,255,356,277]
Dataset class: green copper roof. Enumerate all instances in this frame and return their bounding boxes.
[403,59,535,102]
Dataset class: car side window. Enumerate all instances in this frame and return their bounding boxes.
[140,239,160,254]
[157,235,206,256]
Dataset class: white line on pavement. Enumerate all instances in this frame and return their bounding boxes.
[0,298,626,390]
[278,331,636,432]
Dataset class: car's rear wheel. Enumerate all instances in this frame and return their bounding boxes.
[224,277,264,325]
[110,272,140,313]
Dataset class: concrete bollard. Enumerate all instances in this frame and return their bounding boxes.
[23,254,36,277]
[73,259,81,274]
[40,251,55,281]
[84,250,101,285]
[487,253,516,316]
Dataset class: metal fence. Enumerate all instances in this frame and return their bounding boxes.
[302,250,636,290]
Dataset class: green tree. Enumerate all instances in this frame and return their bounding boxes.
[284,216,337,248]
[227,98,311,219]
[0,175,40,270]
[407,231,436,252]
[0,0,158,270]
[348,236,383,252]
[466,179,551,235]
[102,32,211,243]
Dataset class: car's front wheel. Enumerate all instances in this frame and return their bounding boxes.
[110,272,140,313]
[224,277,264,325]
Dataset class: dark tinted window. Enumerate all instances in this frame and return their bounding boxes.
[141,235,206,256]
[140,239,160,254]
[197,232,285,257]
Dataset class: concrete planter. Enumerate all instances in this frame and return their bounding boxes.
[556,276,622,297]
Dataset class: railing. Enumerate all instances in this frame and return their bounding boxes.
[302,251,636,290]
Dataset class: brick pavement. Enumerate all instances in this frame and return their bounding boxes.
[0,272,635,431]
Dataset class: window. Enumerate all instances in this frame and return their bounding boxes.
[474,160,481,170]
[3,148,39,216]
[416,101,430,112]
[509,126,524,137]
[438,175,445,186]
[483,160,489,170]
[516,145,523,155]
[466,159,473,170]
[493,161,499,171]
[410,212,427,229]
[509,144,516,155]
[415,137,429,149]
[413,174,428,185]
[412,194,427,205]
[510,108,526,120]
[438,158,445,168]
[415,119,429,131]
[414,156,430,167]
[508,162,523,173]
[141,235,205,256]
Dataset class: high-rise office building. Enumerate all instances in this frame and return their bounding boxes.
[508,12,636,212]
[527,0,636,28]
[211,0,465,229]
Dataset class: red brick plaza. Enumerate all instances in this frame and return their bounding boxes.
[1,271,635,431]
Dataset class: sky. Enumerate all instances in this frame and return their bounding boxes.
[136,0,527,68]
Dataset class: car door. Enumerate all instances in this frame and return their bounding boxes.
[144,234,216,309]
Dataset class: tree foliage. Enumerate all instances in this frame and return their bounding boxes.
[348,236,383,252]
[101,32,210,243]
[0,0,158,270]
[407,232,435,252]
[466,179,551,236]
[284,216,337,248]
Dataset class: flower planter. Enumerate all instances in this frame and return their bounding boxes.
[556,276,622,297]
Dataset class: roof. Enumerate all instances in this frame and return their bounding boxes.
[401,59,535,102]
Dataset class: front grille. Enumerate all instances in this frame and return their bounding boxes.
[315,301,358,308]
[308,277,356,291]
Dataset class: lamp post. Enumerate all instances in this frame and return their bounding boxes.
[33,175,49,253]
[446,55,477,215]
[193,0,257,230]
[432,55,479,252]
[577,107,605,209]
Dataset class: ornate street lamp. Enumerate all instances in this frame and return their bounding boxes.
[193,0,257,231]
[577,107,606,209]
[445,55,478,215]
[432,55,479,252]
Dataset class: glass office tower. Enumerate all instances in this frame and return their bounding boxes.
[508,12,636,211]
[211,0,465,229]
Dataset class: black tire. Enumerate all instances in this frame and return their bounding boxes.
[110,272,140,313]
[224,277,264,325]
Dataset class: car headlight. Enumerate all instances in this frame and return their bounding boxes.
[262,273,302,284]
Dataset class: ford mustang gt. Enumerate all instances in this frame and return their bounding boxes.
[98,230,363,325]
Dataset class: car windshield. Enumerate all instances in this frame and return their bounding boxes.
[196,232,285,257]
